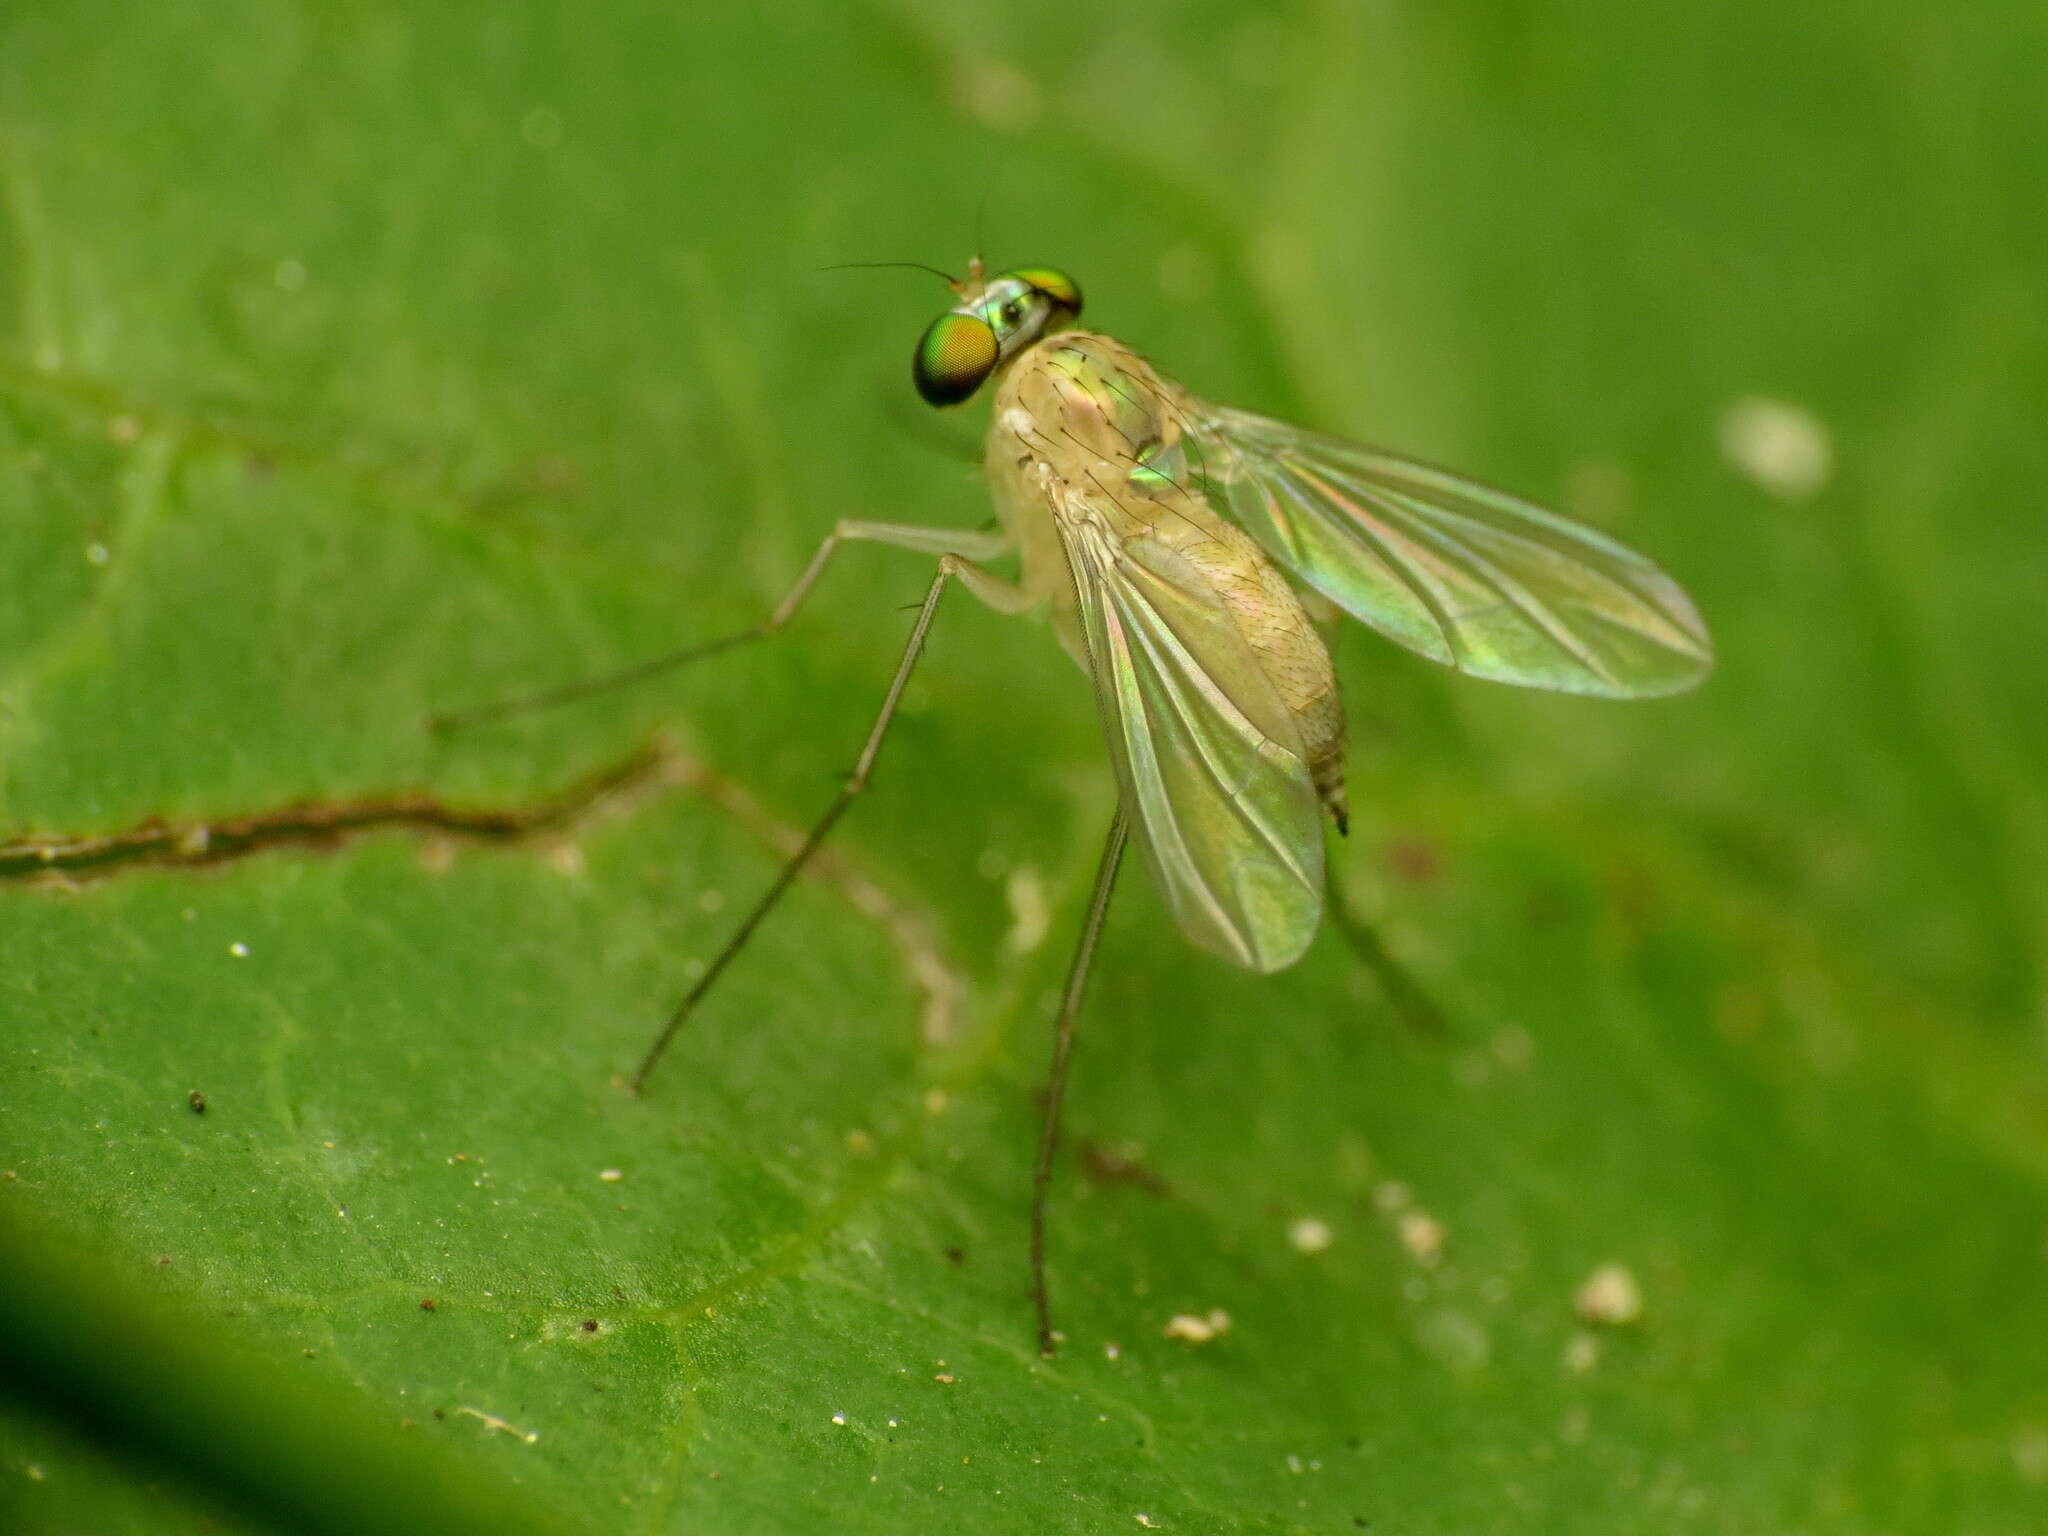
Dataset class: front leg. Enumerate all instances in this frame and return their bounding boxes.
[430,520,1021,729]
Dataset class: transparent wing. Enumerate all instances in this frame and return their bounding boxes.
[1185,401,1714,697]
[1060,518,1325,973]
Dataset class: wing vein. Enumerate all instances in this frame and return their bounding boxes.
[1061,520,1323,972]
[1191,400,1714,697]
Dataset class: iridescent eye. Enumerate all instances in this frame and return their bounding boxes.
[1010,267,1083,318]
[913,312,999,406]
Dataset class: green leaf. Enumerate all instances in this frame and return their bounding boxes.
[0,1210,571,1536]
[3,3,2045,1533]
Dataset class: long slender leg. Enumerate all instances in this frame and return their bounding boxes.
[429,521,1015,730]
[1323,860,1447,1036]
[1030,804,1131,1358]
[629,552,1031,1096]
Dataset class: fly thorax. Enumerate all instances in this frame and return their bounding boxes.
[1001,335,1160,465]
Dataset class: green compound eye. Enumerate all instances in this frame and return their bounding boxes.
[914,312,1000,406]
[1010,267,1082,317]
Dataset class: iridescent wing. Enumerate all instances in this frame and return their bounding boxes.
[1058,515,1325,973]
[1184,401,1714,697]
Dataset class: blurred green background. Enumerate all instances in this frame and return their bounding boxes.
[2,3,2044,1533]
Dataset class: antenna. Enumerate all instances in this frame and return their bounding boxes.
[817,259,961,293]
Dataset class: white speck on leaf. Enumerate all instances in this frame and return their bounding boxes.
[454,1405,538,1443]
[1289,1216,1334,1254]
[1398,1210,1445,1266]
[1162,1309,1231,1345]
[1719,396,1832,501]
[1003,865,1050,954]
[1574,1263,1643,1325]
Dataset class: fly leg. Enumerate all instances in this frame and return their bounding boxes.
[1030,804,1130,1357]
[629,552,1035,1094]
[1324,860,1448,1036]
[428,521,1017,730]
